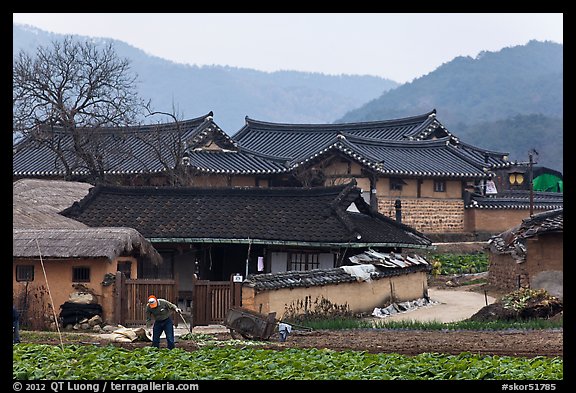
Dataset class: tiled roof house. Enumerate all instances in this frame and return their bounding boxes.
[13,109,562,238]
[60,181,433,284]
[232,110,562,238]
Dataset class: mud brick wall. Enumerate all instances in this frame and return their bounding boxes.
[466,209,543,233]
[525,234,563,277]
[378,198,464,233]
[488,254,529,292]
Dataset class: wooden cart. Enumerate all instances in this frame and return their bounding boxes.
[223,306,277,340]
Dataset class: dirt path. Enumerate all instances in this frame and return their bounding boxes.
[169,287,495,336]
[371,288,496,323]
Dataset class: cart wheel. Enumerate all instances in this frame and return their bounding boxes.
[230,316,258,340]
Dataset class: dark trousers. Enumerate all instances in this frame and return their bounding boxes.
[152,318,175,349]
[13,319,20,343]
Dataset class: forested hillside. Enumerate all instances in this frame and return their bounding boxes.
[338,40,563,172]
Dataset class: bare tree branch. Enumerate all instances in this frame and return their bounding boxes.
[13,36,146,183]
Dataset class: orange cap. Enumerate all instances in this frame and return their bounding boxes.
[148,295,158,308]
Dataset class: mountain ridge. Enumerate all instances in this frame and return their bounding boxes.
[13,25,563,172]
[13,23,398,133]
[337,40,563,172]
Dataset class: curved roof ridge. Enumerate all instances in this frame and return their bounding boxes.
[345,134,453,147]
[457,140,510,157]
[243,109,437,131]
[37,111,215,135]
[442,142,492,170]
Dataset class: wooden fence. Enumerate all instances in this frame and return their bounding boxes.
[115,273,241,327]
[116,275,177,326]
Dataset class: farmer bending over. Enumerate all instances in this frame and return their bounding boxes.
[146,295,181,349]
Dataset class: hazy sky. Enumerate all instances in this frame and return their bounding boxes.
[12,13,563,83]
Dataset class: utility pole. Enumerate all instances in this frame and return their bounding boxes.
[529,150,536,216]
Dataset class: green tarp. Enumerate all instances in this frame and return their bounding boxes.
[533,173,563,192]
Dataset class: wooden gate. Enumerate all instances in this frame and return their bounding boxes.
[193,274,242,326]
[114,273,240,327]
[115,274,178,326]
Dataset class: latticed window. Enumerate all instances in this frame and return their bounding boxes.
[72,266,90,282]
[288,252,319,271]
[390,177,406,191]
[434,180,446,192]
[16,265,34,282]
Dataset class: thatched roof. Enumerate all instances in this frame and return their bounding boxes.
[13,179,93,229]
[13,227,162,265]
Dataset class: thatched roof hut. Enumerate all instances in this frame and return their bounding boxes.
[13,179,161,265]
[13,179,93,229]
[13,227,162,265]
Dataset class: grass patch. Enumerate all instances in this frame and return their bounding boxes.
[19,330,96,342]
[458,278,487,286]
[296,316,562,331]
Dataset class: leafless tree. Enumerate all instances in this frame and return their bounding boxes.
[291,156,341,187]
[13,36,146,183]
[134,107,237,187]
[133,107,193,186]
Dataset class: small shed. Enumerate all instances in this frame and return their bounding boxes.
[241,251,431,318]
[13,179,166,329]
[487,208,563,298]
[13,227,162,329]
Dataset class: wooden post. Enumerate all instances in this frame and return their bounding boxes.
[114,271,125,325]
[529,151,534,216]
[190,274,196,328]
[230,273,243,308]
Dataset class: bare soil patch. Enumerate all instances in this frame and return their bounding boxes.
[24,327,562,358]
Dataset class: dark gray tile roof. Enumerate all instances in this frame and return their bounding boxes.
[185,150,287,174]
[234,110,511,177]
[455,141,514,169]
[233,110,440,153]
[60,181,432,248]
[13,112,278,176]
[487,208,563,258]
[13,113,207,175]
[245,268,358,290]
[244,259,431,291]
[14,110,513,179]
[314,136,490,178]
[466,190,563,210]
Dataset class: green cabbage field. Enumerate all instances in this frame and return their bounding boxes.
[13,344,562,380]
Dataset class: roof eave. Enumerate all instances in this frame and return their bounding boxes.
[145,237,433,249]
